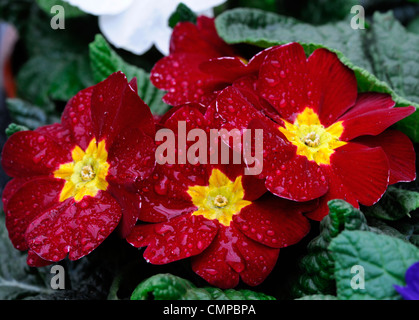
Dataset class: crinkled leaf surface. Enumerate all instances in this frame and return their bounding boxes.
[294,199,369,297]
[130,273,275,300]
[329,230,419,300]
[363,186,419,221]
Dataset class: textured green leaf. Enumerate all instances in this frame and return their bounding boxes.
[5,123,29,137]
[6,98,59,130]
[363,186,419,221]
[168,3,197,28]
[368,211,419,247]
[214,8,419,142]
[367,12,419,142]
[0,212,52,299]
[329,230,419,300]
[130,274,275,300]
[89,34,170,115]
[294,199,369,297]
[15,5,94,109]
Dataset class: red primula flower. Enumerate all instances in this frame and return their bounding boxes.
[1,72,156,266]
[126,104,312,288]
[215,43,416,220]
[150,16,270,107]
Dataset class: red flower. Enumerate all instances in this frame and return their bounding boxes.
[150,16,270,107]
[126,104,312,288]
[1,72,156,266]
[215,43,416,220]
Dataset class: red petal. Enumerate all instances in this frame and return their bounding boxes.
[35,123,73,151]
[1,131,71,178]
[25,191,122,262]
[191,225,280,288]
[341,92,395,118]
[126,213,218,264]
[305,166,359,221]
[307,48,357,126]
[108,184,142,239]
[2,177,32,213]
[107,127,155,187]
[265,155,329,201]
[257,43,312,121]
[354,130,416,185]
[61,86,94,150]
[150,53,222,106]
[234,196,310,248]
[199,57,249,83]
[191,226,243,289]
[331,142,389,206]
[27,250,53,267]
[234,229,280,286]
[91,72,154,146]
[340,105,416,141]
[5,177,64,250]
[170,17,235,57]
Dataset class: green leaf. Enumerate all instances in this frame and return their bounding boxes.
[0,212,53,299]
[36,0,85,18]
[168,3,197,28]
[5,123,29,137]
[329,230,419,300]
[130,274,275,300]
[6,98,59,130]
[294,199,369,297]
[368,211,419,247]
[89,34,170,115]
[15,5,94,109]
[363,186,419,221]
[214,8,419,142]
[367,12,419,141]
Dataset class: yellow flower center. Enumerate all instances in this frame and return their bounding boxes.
[187,169,251,227]
[279,107,347,165]
[54,138,110,202]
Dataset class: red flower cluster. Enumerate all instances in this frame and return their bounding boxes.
[2,72,155,266]
[1,17,416,289]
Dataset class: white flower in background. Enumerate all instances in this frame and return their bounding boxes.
[63,0,227,55]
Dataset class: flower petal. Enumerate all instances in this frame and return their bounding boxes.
[307,48,357,126]
[1,131,71,178]
[5,177,64,250]
[331,142,390,206]
[27,250,53,267]
[61,86,94,150]
[258,43,312,121]
[265,155,329,202]
[191,226,243,289]
[91,72,154,146]
[339,105,416,141]
[25,191,121,262]
[107,127,156,187]
[354,130,416,185]
[233,195,310,248]
[305,166,359,221]
[2,177,32,213]
[126,213,218,264]
[234,229,280,287]
[108,184,142,239]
